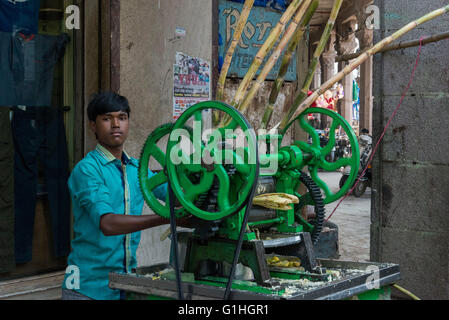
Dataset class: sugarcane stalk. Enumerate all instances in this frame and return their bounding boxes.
[336,30,449,62]
[214,0,255,126]
[224,0,304,115]
[278,4,449,132]
[216,0,255,102]
[233,0,315,121]
[281,0,343,127]
[261,0,319,129]
[218,0,305,128]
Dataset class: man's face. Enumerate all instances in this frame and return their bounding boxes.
[90,111,129,150]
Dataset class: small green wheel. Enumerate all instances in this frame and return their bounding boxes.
[166,101,258,221]
[138,123,188,219]
[283,107,360,204]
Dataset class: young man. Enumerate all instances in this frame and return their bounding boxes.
[62,92,180,300]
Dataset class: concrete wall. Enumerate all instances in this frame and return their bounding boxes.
[118,0,213,267]
[372,0,449,299]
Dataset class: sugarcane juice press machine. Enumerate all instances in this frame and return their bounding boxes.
[109,101,400,300]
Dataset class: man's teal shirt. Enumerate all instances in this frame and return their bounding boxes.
[62,145,166,300]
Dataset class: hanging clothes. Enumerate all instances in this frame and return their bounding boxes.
[0,31,69,107]
[0,108,15,273]
[0,0,71,265]
[12,106,71,263]
[352,80,360,122]
[352,80,359,102]
[0,0,41,34]
[0,32,15,107]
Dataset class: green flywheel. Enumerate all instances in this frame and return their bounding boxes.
[282,107,360,204]
[138,123,187,219]
[166,101,258,221]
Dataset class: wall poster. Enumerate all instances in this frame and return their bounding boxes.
[173,52,211,121]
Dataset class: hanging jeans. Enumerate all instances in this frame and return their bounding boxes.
[12,106,70,263]
[0,107,15,273]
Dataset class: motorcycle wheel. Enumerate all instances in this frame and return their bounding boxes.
[353,180,367,197]
[339,175,349,189]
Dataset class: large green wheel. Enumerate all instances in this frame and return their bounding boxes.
[166,101,258,221]
[282,107,360,204]
[138,123,187,219]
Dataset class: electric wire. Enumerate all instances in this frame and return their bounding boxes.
[326,37,425,222]
[392,284,421,300]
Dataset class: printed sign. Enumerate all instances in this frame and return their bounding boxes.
[218,0,297,81]
[173,52,211,120]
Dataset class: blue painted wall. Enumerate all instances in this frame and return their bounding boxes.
[218,0,298,81]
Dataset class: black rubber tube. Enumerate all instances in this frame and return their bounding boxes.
[223,118,259,301]
[168,180,183,300]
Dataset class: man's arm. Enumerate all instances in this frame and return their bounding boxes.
[100,213,193,236]
[100,214,169,236]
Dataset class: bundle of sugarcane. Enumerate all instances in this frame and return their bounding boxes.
[261,0,319,129]
[278,4,449,132]
[217,0,305,126]
[229,0,316,120]
[216,0,255,103]
[215,0,449,136]
[280,0,343,126]
[253,193,299,211]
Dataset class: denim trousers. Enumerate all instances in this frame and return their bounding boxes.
[11,106,70,263]
[0,107,15,273]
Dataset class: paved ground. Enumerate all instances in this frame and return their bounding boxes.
[318,171,371,262]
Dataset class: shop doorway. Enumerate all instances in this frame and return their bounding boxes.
[0,0,78,281]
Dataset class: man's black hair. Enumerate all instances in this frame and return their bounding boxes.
[87,92,131,122]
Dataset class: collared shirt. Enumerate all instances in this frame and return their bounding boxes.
[62,144,166,300]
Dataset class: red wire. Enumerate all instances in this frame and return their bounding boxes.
[325,37,424,223]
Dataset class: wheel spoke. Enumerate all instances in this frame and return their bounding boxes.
[299,114,320,148]
[320,157,351,172]
[215,165,231,210]
[321,120,339,155]
[147,171,168,191]
[150,145,167,167]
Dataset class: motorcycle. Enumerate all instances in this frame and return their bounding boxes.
[334,133,351,162]
[339,132,372,197]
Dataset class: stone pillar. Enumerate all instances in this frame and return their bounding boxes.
[321,30,337,83]
[312,59,321,90]
[320,31,337,129]
[337,17,358,126]
[356,14,374,135]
